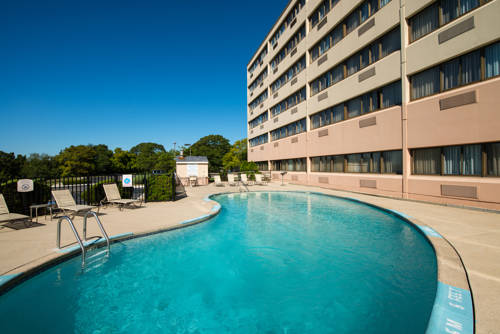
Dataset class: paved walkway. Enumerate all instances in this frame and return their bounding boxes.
[0,182,498,333]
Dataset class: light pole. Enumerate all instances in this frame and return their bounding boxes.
[173,142,176,154]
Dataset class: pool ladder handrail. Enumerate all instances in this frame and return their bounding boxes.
[238,180,249,193]
[83,211,110,253]
[56,211,110,269]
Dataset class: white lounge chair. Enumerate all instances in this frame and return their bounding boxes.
[240,174,250,186]
[102,183,142,210]
[52,189,96,218]
[214,175,224,187]
[0,194,31,227]
[255,174,267,185]
[228,174,237,186]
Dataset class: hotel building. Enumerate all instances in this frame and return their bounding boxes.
[247,0,500,210]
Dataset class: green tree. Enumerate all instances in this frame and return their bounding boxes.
[56,145,97,176]
[232,138,248,162]
[240,161,258,173]
[93,144,113,175]
[222,152,241,172]
[130,142,166,172]
[222,138,249,172]
[110,148,137,173]
[0,151,24,182]
[190,135,231,173]
[21,153,59,179]
[154,151,176,172]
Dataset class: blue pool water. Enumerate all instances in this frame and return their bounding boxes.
[0,192,437,333]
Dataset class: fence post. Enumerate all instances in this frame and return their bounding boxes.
[144,173,148,203]
[85,175,90,205]
[171,173,176,202]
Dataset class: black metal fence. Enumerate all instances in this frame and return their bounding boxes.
[0,172,184,216]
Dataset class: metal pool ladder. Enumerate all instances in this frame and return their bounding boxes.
[56,211,110,269]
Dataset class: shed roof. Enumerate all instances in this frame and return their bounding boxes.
[175,156,209,163]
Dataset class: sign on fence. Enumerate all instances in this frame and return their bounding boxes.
[17,179,34,192]
[122,174,133,187]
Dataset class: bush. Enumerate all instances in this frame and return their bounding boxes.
[0,180,52,215]
[146,175,173,201]
[81,180,126,205]
[133,174,145,185]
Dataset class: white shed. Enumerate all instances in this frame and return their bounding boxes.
[175,156,209,186]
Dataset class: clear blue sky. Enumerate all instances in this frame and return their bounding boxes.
[0,0,288,155]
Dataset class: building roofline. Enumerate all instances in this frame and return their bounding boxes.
[246,0,296,68]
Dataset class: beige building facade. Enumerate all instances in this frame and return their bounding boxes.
[247,0,500,210]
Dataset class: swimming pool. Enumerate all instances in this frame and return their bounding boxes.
[0,192,437,333]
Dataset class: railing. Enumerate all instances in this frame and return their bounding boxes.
[56,211,111,269]
[56,216,87,268]
[0,172,178,216]
[83,211,110,253]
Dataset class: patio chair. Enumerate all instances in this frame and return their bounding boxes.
[240,174,250,186]
[214,175,224,187]
[102,183,142,210]
[0,194,31,227]
[228,174,237,186]
[189,176,198,187]
[51,189,96,218]
[255,174,267,185]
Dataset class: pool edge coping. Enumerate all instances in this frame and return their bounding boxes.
[0,198,222,295]
[209,190,475,334]
[0,190,474,334]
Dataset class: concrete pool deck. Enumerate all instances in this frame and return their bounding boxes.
[0,182,499,333]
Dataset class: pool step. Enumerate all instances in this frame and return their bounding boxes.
[56,212,111,269]
[83,251,110,271]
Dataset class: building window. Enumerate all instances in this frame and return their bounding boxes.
[270,87,306,117]
[271,56,306,93]
[310,27,400,97]
[249,90,268,111]
[380,28,401,58]
[249,111,269,129]
[409,4,439,43]
[347,99,362,118]
[412,143,499,176]
[462,144,482,176]
[410,42,500,100]
[249,133,268,147]
[272,158,307,171]
[411,67,440,100]
[312,150,402,174]
[443,146,461,175]
[310,81,401,130]
[248,47,268,75]
[372,152,381,173]
[487,142,500,176]
[381,81,401,108]
[255,161,269,171]
[248,68,268,93]
[309,0,393,62]
[309,0,340,29]
[408,0,487,43]
[382,150,402,174]
[271,118,306,141]
[270,0,306,47]
[271,24,306,70]
[413,147,441,175]
[485,43,500,79]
